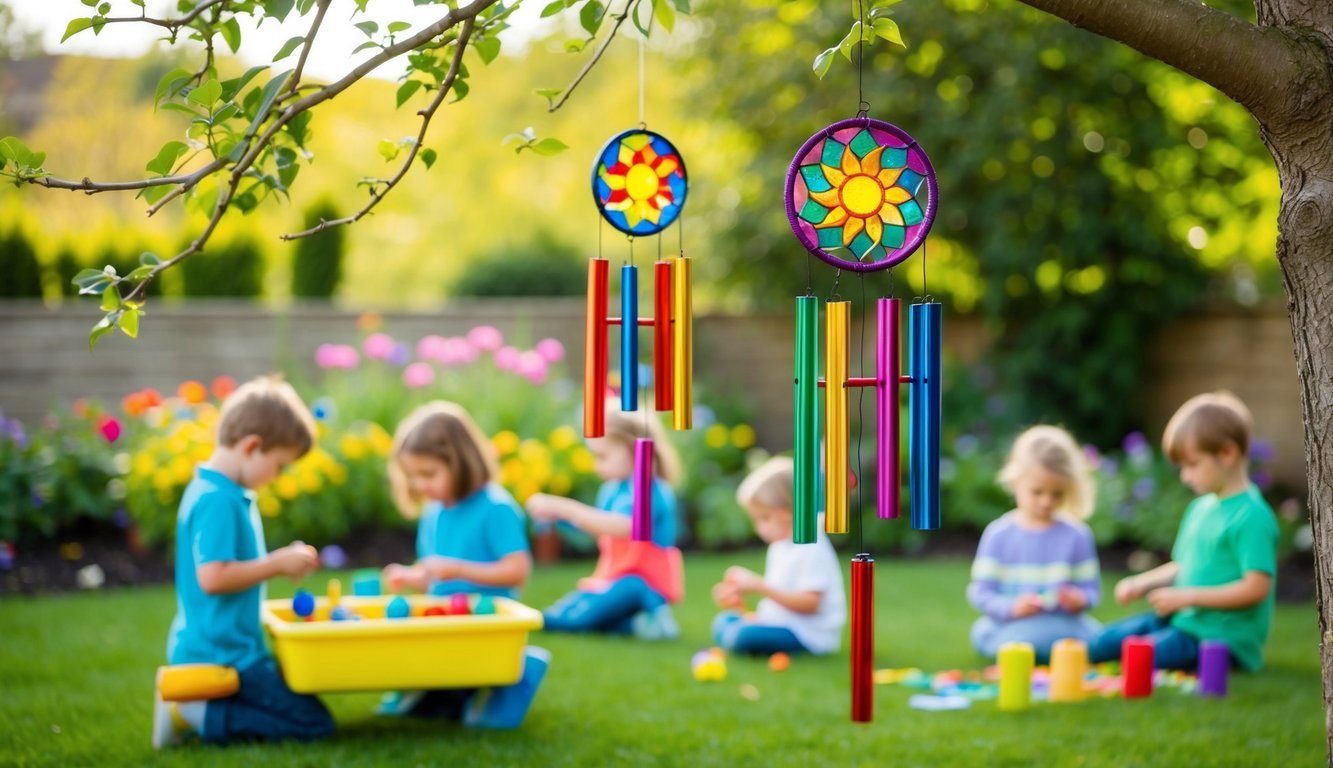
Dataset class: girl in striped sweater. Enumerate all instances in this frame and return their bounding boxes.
[968,425,1102,664]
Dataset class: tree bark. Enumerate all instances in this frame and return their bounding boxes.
[1016,0,1333,760]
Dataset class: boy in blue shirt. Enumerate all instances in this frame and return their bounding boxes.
[154,376,334,748]
[1089,391,1279,671]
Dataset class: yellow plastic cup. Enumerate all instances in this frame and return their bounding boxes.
[997,641,1034,711]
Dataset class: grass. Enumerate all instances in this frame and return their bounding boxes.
[0,552,1324,767]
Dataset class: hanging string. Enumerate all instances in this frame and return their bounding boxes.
[855,273,870,553]
[638,9,648,127]
[856,0,870,117]
[628,235,635,268]
[598,209,604,261]
[805,253,815,297]
[829,268,843,302]
[920,239,931,301]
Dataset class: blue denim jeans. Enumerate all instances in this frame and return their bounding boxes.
[1088,611,1201,670]
[543,575,665,634]
[202,658,334,745]
[971,612,1102,665]
[712,611,809,655]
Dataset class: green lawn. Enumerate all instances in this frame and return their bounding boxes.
[0,553,1324,767]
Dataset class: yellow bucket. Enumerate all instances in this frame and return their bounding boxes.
[261,595,543,693]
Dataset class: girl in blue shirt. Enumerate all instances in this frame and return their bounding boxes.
[378,401,547,728]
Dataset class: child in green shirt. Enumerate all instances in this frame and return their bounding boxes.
[1089,391,1278,671]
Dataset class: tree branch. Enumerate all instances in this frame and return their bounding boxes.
[282,19,476,240]
[286,0,332,99]
[99,0,227,32]
[1015,0,1306,125]
[32,157,226,195]
[549,0,638,112]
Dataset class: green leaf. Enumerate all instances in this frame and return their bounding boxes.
[97,2,111,15]
[579,1,605,37]
[140,184,171,205]
[352,40,379,54]
[377,139,401,162]
[871,17,905,47]
[813,47,836,79]
[837,21,864,62]
[273,36,305,62]
[286,110,312,148]
[420,148,437,169]
[139,252,161,266]
[126,265,155,281]
[72,268,111,295]
[652,0,676,33]
[187,79,223,108]
[451,78,469,103]
[89,315,117,351]
[540,0,568,18]
[145,140,189,176]
[220,17,242,52]
[264,0,296,21]
[396,79,423,108]
[534,87,563,107]
[671,0,690,11]
[564,38,586,53]
[119,309,141,339]
[154,68,193,108]
[61,17,94,43]
[0,136,34,166]
[354,21,379,37]
[99,285,121,313]
[388,21,412,33]
[531,137,568,156]
[242,70,293,138]
[475,36,501,65]
[222,65,269,101]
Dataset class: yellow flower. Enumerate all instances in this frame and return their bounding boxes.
[275,474,301,500]
[257,492,281,517]
[548,426,578,451]
[171,456,194,484]
[492,430,520,456]
[153,469,175,492]
[518,439,548,463]
[572,448,595,473]
[514,482,538,504]
[501,458,525,486]
[550,472,573,495]
[193,442,212,462]
[705,424,728,449]
[367,423,393,455]
[299,470,323,494]
[340,436,368,461]
[132,453,156,476]
[731,424,756,449]
[326,464,348,486]
[166,434,188,455]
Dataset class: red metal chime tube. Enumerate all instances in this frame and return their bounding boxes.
[851,554,874,723]
[584,259,609,437]
[653,260,674,412]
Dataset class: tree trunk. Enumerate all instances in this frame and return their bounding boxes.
[1014,0,1333,760]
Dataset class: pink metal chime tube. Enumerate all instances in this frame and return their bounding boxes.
[584,259,609,437]
[653,261,674,412]
[851,554,874,722]
[877,298,901,519]
[632,438,654,542]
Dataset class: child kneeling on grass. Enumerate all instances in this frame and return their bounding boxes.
[710,456,846,656]
[154,376,333,749]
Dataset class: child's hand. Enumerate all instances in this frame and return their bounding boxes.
[1146,586,1193,616]
[382,562,428,593]
[723,566,764,594]
[1115,576,1144,606]
[1010,593,1044,618]
[272,542,319,581]
[1057,585,1087,612]
[712,581,745,609]
[420,556,462,581]
[526,493,569,523]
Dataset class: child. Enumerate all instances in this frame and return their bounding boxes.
[378,401,548,727]
[1089,392,1278,671]
[967,425,1101,664]
[527,409,683,639]
[155,376,334,748]
[710,456,846,655]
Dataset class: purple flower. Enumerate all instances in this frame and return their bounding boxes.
[114,508,130,529]
[1253,469,1272,490]
[30,490,44,508]
[0,541,12,571]
[1100,457,1119,477]
[1250,439,1275,463]
[1122,431,1149,457]
[386,342,411,367]
[1083,444,1101,468]
[321,544,348,570]
[1132,477,1156,500]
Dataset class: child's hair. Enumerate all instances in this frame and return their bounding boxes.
[1162,390,1252,463]
[390,401,497,517]
[216,375,316,456]
[998,425,1094,520]
[600,409,682,485]
[736,456,794,512]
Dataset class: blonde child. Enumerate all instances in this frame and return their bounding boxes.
[967,425,1101,664]
[378,401,548,727]
[1089,392,1278,671]
[710,456,846,655]
[155,376,333,748]
[527,409,683,639]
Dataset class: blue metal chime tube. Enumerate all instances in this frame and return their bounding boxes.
[793,296,820,544]
[632,438,653,541]
[909,302,941,530]
[620,264,638,411]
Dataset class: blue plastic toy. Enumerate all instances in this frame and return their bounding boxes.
[292,589,316,620]
[386,595,412,619]
[474,595,496,616]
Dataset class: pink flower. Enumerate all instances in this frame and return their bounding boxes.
[467,325,504,352]
[403,362,436,389]
[494,346,521,371]
[417,335,448,362]
[316,344,359,370]
[363,333,396,360]
[98,415,122,443]
[518,351,548,384]
[535,338,565,363]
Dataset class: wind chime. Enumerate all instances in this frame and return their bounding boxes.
[784,100,941,721]
[584,36,692,543]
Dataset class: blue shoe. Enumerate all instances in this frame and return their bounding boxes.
[631,604,680,640]
[464,647,551,730]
